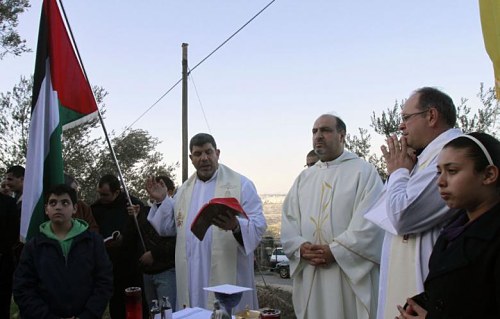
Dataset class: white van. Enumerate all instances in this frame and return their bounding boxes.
[269,247,289,267]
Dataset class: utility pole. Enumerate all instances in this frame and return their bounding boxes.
[182,43,189,182]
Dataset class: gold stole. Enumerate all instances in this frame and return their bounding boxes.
[174,164,241,309]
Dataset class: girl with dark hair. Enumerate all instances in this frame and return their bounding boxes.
[397,132,500,319]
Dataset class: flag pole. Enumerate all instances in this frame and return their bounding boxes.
[57,0,146,252]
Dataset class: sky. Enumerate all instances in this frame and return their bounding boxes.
[1,0,495,194]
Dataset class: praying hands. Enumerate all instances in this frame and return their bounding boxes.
[381,135,417,175]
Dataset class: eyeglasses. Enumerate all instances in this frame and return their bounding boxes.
[400,109,429,123]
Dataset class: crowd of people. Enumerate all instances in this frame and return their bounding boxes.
[1,86,499,319]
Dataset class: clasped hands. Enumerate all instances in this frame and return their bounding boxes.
[395,298,427,319]
[300,242,335,267]
[381,135,417,175]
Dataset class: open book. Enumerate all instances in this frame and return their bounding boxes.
[190,197,248,241]
[103,230,121,248]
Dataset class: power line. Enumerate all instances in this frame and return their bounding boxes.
[123,0,277,132]
[189,72,212,134]
[188,0,277,75]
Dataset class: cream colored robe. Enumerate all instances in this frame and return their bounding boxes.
[281,151,384,319]
[174,164,267,312]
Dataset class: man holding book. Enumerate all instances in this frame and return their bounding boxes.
[147,133,267,313]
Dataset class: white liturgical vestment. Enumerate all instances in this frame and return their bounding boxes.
[364,128,461,319]
[282,151,384,319]
[148,164,267,312]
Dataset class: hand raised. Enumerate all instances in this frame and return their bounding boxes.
[145,176,168,203]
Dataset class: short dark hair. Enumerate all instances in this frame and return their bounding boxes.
[415,87,457,127]
[156,175,175,192]
[307,150,318,158]
[45,184,77,205]
[333,116,347,134]
[6,165,25,178]
[189,133,217,153]
[98,174,121,192]
[444,132,500,185]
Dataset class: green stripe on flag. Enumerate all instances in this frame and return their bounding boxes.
[59,102,93,125]
[26,122,64,239]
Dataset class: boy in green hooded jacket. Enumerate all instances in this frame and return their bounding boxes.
[13,184,113,319]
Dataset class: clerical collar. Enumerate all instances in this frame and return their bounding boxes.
[197,168,219,183]
[317,151,351,168]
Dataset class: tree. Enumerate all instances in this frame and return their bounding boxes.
[0,0,31,59]
[79,129,179,203]
[0,76,178,203]
[0,75,31,168]
[456,84,499,135]
[346,127,387,180]
[370,100,403,137]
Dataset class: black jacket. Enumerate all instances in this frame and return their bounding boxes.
[412,203,500,318]
[13,230,113,319]
[0,194,18,254]
[136,205,176,274]
[91,192,144,278]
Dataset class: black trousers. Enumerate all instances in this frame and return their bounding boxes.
[0,253,14,319]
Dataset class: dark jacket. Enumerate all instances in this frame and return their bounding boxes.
[91,192,144,278]
[91,192,148,319]
[91,192,143,239]
[75,200,100,233]
[13,228,113,319]
[411,203,500,318]
[136,205,176,274]
[0,193,18,254]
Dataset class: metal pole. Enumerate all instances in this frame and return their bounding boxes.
[58,0,146,252]
[96,110,146,252]
[182,43,189,182]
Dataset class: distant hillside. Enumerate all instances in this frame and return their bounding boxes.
[260,194,286,238]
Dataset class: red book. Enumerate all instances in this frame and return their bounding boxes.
[190,197,248,241]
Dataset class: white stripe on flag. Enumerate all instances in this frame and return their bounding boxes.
[20,60,60,241]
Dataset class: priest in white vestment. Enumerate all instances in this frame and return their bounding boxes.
[147,133,267,313]
[282,114,384,319]
[364,87,461,319]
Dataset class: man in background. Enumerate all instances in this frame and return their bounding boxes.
[0,191,18,318]
[1,165,25,316]
[127,175,177,312]
[305,149,319,168]
[64,173,99,233]
[91,174,147,319]
[5,165,24,210]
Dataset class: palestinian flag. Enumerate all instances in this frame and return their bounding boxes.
[20,0,98,241]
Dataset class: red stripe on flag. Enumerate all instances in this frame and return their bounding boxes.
[44,0,97,116]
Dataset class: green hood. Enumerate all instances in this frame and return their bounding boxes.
[40,218,89,257]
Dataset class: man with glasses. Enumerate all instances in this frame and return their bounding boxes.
[365,87,462,319]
